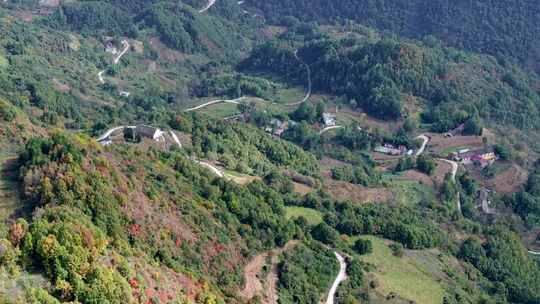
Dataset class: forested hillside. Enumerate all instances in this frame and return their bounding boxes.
[245,0,540,72]
[0,0,539,303]
[241,25,540,133]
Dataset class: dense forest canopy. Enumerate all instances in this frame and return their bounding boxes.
[0,0,539,303]
[246,0,540,72]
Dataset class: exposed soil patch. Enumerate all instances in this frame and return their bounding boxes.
[240,241,299,304]
[52,78,71,93]
[126,257,200,302]
[432,160,453,186]
[324,179,393,203]
[483,164,528,194]
[261,26,287,39]
[239,253,266,300]
[149,37,186,62]
[292,182,313,196]
[228,174,262,186]
[319,157,349,177]
[427,134,484,155]
[522,227,540,251]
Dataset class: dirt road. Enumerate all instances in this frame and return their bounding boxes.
[192,159,224,177]
[285,50,312,106]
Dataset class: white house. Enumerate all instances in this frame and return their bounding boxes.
[322,113,337,127]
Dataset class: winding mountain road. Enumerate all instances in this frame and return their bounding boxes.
[169,131,182,149]
[192,159,224,177]
[97,40,130,85]
[184,97,246,112]
[415,134,429,156]
[113,40,130,64]
[326,252,347,304]
[286,50,312,106]
[319,125,343,135]
[437,158,458,181]
[199,0,216,13]
[437,158,461,212]
[97,126,135,142]
[97,125,226,178]
[97,70,106,84]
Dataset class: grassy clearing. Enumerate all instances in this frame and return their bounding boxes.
[273,87,306,104]
[356,236,446,304]
[0,54,7,68]
[388,180,436,206]
[284,206,323,225]
[198,103,240,119]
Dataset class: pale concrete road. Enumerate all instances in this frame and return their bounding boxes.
[415,134,429,156]
[325,252,347,304]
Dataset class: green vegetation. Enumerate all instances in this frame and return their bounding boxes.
[458,228,540,303]
[247,0,540,72]
[358,236,446,304]
[352,238,372,255]
[184,115,320,176]
[509,161,540,225]
[278,242,338,304]
[0,1,538,303]
[416,155,437,175]
[391,180,437,206]
[284,206,323,226]
[242,27,540,132]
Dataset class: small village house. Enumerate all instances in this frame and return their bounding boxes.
[374,143,406,156]
[451,148,496,167]
[322,113,337,127]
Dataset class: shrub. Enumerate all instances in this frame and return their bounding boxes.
[310,223,339,245]
[353,239,373,255]
[0,100,16,122]
[416,155,436,175]
[389,243,404,257]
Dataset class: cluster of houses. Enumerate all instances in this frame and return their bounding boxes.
[265,119,292,137]
[374,144,414,156]
[450,148,496,167]
[264,112,337,137]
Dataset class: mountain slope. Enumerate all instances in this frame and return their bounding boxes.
[245,0,540,72]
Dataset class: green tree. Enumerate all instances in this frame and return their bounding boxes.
[353,238,373,255]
